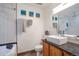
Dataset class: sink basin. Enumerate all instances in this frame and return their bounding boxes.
[64,34,77,39]
[46,35,67,45]
[64,34,77,37]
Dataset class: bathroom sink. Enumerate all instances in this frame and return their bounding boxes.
[46,35,67,45]
[64,34,77,37]
[64,34,77,39]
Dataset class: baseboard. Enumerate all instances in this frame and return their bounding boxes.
[17,49,35,56]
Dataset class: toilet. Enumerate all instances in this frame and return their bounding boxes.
[35,45,43,56]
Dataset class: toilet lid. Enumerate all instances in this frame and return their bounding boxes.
[35,45,42,49]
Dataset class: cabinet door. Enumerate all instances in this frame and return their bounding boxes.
[50,45,62,56]
[43,42,49,56]
[63,51,72,56]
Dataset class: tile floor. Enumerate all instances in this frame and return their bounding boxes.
[18,51,43,56]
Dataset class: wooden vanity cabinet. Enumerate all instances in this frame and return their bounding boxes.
[50,45,62,56]
[43,42,50,56]
[43,41,73,56]
[63,51,72,56]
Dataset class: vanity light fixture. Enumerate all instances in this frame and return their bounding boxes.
[53,3,76,14]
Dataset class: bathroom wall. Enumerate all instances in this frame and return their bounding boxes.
[17,4,44,53]
[0,4,16,44]
[42,5,58,35]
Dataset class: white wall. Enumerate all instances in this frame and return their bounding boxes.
[42,3,60,35]
[0,4,16,44]
[43,7,58,35]
[17,4,44,53]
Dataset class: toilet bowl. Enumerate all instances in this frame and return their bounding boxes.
[35,45,43,56]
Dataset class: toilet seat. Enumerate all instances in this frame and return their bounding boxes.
[35,45,42,51]
[35,45,43,56]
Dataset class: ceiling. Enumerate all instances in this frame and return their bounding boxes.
[26,3,60,9]
[35,3,59,6]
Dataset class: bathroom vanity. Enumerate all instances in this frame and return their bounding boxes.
[43,39,79,56]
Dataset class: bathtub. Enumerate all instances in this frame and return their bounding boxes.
[0,44,17,56]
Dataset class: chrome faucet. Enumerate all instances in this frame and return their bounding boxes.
[58,30,64,36]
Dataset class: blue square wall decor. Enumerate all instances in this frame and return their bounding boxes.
[29,11,34,17]
[36,13,40,18]
[21,10,26,16]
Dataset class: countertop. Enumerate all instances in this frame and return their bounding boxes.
[43,39,79,56]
